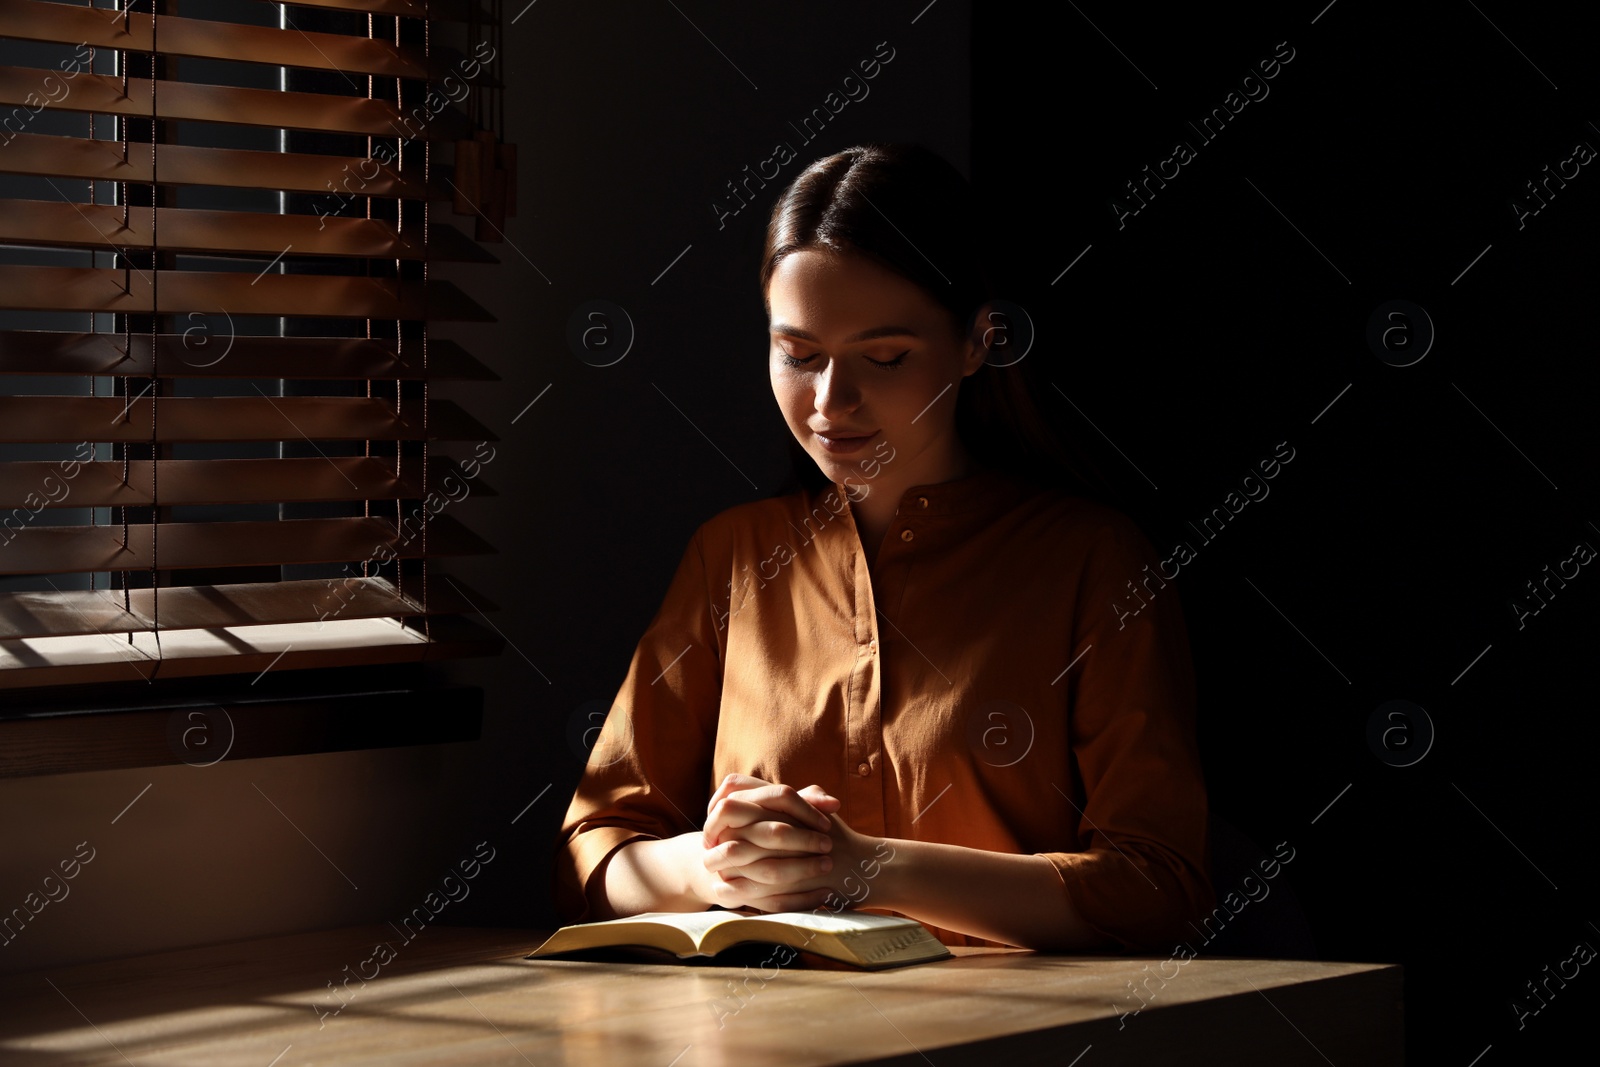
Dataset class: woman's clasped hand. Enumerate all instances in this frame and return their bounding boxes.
[695,773,892,913]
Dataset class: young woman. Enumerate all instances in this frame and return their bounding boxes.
[553,144,1213,951]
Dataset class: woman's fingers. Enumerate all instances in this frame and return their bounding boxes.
[713,851,838,895]
[703,840,834,885]
[707,783,833,840]
[705,773,776,817]
[712,881,839,915]
[796,783,842,810]
[698,800,875,914]
[706,775,839,825]
[706,799,835,854]
[704,860,842,913]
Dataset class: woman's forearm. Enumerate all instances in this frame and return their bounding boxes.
[586,834,711,920]
[585,829,1116,952]
[869,837,1114,951]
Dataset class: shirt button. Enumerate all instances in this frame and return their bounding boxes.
[857,761,871,776]
[917,496,929,508]
[900,529,914,542]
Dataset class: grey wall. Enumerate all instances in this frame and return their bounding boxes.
[0,1,971,973]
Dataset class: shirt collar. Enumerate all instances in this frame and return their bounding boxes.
[828,463,1027,518]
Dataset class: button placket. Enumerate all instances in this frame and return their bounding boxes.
[843,522,886,836]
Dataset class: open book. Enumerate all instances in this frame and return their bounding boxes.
[527,908,953,970]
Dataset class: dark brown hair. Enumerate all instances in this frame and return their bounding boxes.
[760,142,1112,503]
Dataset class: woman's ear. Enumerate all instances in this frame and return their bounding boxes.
[964,301,997,376]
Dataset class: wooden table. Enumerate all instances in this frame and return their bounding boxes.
[0,925,1402,1065]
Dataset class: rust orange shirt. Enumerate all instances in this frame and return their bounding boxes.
[552,464,1214,950]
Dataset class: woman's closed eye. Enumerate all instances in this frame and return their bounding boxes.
[779,350,909,370]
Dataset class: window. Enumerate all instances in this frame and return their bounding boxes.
[0,0,511,691]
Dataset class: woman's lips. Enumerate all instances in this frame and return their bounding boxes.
[816,430,878,454]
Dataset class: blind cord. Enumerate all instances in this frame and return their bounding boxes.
[148,1,162,677]
[363,10,374,575]
[421,2,431,640]
[392,14,403,608]
[87,14,96,590]
[118,7,130,626]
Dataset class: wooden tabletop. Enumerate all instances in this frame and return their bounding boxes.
[0,924,1402,1066]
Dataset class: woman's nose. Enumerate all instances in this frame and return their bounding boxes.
[814,362,862,416]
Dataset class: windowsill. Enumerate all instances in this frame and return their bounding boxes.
[0,672,483,777]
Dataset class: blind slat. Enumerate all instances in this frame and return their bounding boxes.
[0,577,490,642]
[0,199,494,262]
[0,396,493,443]
[240,0,484,21]
[0,615,504,689]
[0,2,429,78]
[0,66,471,140]
[0,332,494,380]
[0,133,424,199]
[1,514,490,575]
[0,266,492,320]
[0,456,492,508]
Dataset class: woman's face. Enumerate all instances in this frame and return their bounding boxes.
[766,248,987,494]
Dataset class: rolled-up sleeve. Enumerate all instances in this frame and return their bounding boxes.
[551,524,726,924]
[1036,514,1214,951]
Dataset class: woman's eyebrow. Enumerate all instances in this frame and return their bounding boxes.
[769,324,921,342]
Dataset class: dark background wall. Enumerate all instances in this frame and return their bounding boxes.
[1,2,1593,1063]
[967,2,1596,1063]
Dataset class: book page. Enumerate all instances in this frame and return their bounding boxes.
[752,910,918,934]
[612,909,916,939]
[608,910,750,940]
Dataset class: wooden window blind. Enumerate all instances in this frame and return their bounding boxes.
[0,0,511,690]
